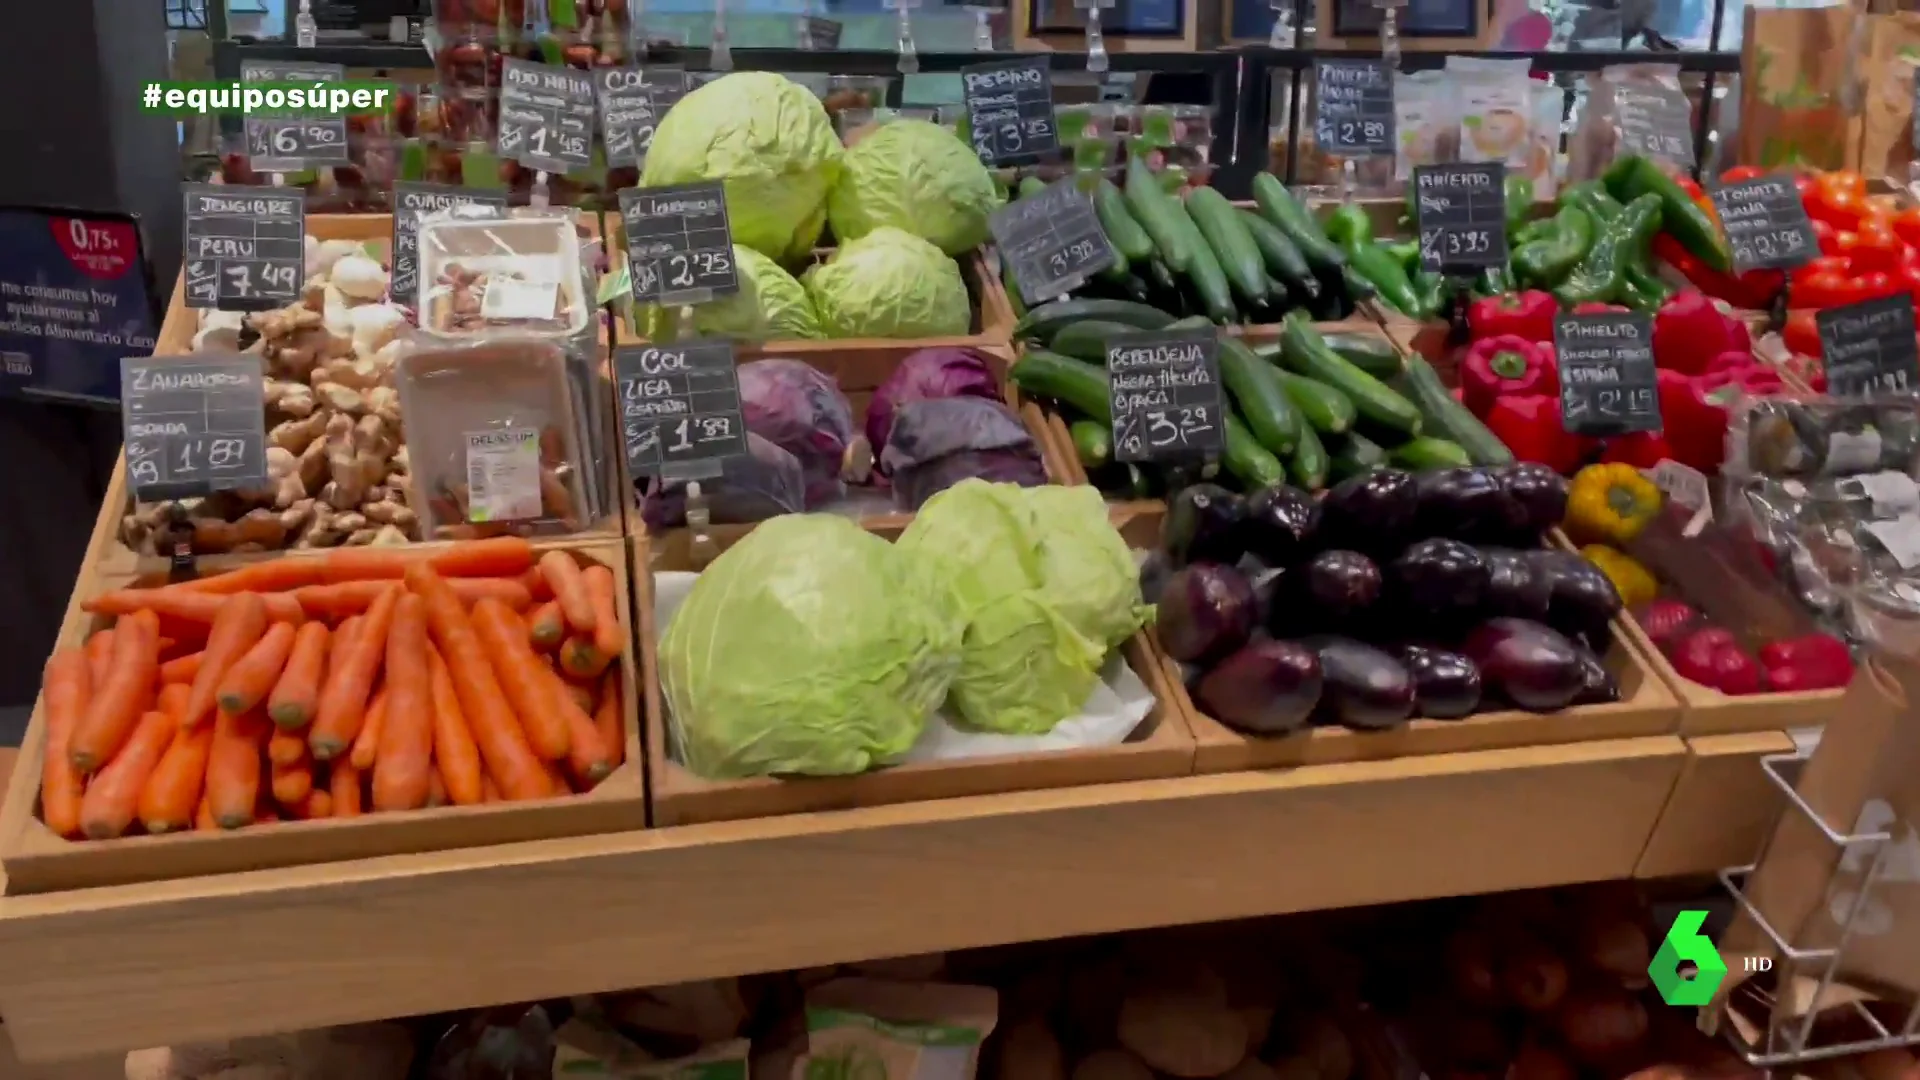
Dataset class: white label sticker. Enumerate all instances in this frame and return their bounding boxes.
[1867,516,1920,569]
[464,427,544,523]
[1857,470,1920,515]
[1647,460,1710,512]
[1826,429,1884,475]
[479,277,559,321]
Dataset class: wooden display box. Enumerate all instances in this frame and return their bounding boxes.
[634,522,1197,827]
[0,538,647,895]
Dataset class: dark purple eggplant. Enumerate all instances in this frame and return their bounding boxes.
[1273,550,1381,635]
[1162,484,1247,568]
[1196,639,1324,735]
[1483,548,1553,620]
[1243,484,1321,567]
[1320,468,1420,555]
[1138,550,1174,607]
[1461,618,1589,712]
[1499,463,1571,538]
[1302,636,1417,730]
[1391,538,1490,617]
[1572,646,1621,705]
[1156,563,1256,665]
[1415,467,1518,544]
[1396,643,1483,719]
[1535,550,1624,648]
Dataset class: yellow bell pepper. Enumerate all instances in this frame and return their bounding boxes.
[1580,544,1658,608]
[1565,463,1662,546]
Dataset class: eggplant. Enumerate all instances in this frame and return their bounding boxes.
[1320,468,1420,555]
[1138,550,1175,607]
[1157,564,1256,665]
[1397,643,1483,719]
[1461,618,1589,712]
[1392,539,1490,618]
[1303,636,1417,730]
[1498,463,1570,539]
[1416,467,1519,544]
[1483,548,1553,620]
[1243,484,1322,567]
[1162,484,1247,568]
[1572,646,1621,705]
[1274,550,1382,634]
[1196,639,1324,735]
[1535,550,1624,648]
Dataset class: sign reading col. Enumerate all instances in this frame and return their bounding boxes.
[0,207,159,406]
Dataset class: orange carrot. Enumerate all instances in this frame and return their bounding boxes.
[527,601,566,652]
[428,646,484,806]
[470,598,574,762]
[427,768,449,808]
[293,577,533,619]
[373,594,434,812]
[319,536,536,584]
[406,565,549,801]
[595,669,625,774]
[543,756,573,795]
[349,687,388,771]
[267,727,309,766]
[170,557,328,595]
[78,709,175,839]
[522,566,552,602]
[539,551,595,636]
[309,584,399,760]
[70,609,160,773]
[271,757,314,806]
[268,621,330,730]
[157,681,191,723]
[39,648,90,838]
[206,707,268,829]
[583,564,623,660]
[298,788,333,819]
[159,651,204,685]
[329,760,364,817]
[194,793,216,831]
[558,635,612,680]
[182,594,268,730]
[559,676,596,715]
[86,587,304,624]
[215,620,298,715]
[541,664,612,784]
[481,774,501,803]
[84,628,115,691]
[138,724,215,834]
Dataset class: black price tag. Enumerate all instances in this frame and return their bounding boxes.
[614,339,749,480]
[1712,175,1818,273]
[961,57,1060,167]
[1818,295,1920,396]
[390,183,510,305]
[594,66,688,170]
[987,178,1116,306]
[800,16,843,48]
[181,183,305,312]
[1313,60,1394,158]
[1107,328,1226,462]
[240,61,350,171]
[120,353,268,501]
[1555,312,1660,436]
[498,59,597,175]
[619,181,740,305]
[1613,85,1695,169]
[1413,163,1508,273]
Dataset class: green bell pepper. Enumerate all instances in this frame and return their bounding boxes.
[1510,206,1595,289]
[1559,180,1624,224]
[1602,154,1734,274]
[1325,204,1376,248]
[1553,194,1664,309]
[1505,174,1536,236]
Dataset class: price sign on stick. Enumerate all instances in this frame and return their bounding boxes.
[615,339,750,481]
[1107,327,1225,462]
[961,57,1060,167]
[1613,85,1695,170]
[619,181,740,306]
[799,16,844,48]
[1413,163,1508,273]
[390,183,510,306]
[120,353,269,502]
[987,177,1116,306]
[498,59,597,175]
[594,66,688,170]
[240,61,350,171]
[1556,312,1660,436]
[181,183,305,312]
[1819,295,1920,396]
[1712,175,1818,273]
[1313,60,1394,158]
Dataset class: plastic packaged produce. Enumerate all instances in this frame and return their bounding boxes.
[880,398,1047,510]
[803,227,972,340]
[640,433,807,531]
[826,118,1001,256]
[415,206,593,337]
[866,347,1004,454]
[737,358,860,509]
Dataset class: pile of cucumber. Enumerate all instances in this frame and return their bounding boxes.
[1010,306,1513,496]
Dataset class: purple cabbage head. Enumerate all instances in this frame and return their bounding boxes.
[865,346,1004,456]
[640,433,807,530]
[737,358,858,508]
[880,397,1048,511]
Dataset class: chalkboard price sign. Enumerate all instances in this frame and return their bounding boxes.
[799,16,844,48]
[614,339,749,480]
[594,66,688,170]
[120,353,269,502]
[181,183,305,312]
[498,59,597,175]
[240,61,351,171]
[1313,60,1394,158]
[1613,85,1695,169]
[1107,327,1226,462]
[1712,175,1818,273]
[1413,163,1508,273]
[391,184,510,306]
[619,181,740,306]
[1819,295,1920,396]
[1555,312,1660,436]
[961,57,1060,167]
[987,177,1116,306]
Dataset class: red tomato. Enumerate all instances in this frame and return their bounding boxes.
[1794,271,1864,308]
[1808,186,1867,231]
[1858,271,1898,300]
[1897,265,1920,307]
[1721,165,1767,183]
[1894,207,1920,249]
[1818,170,1869,200]
[1812,218,1840,256]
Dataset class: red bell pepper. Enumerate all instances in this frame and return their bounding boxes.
[1461,335,1557,416]
[1658,367,1787,473]
[1702,350,1760,376]
[1483,394,1585,474]
[1652,233,1783,311]
[1759,633,1854,690]
[1652,290,1750,374]
[1600,430,1675,469]
[1573,302,1628,314]
[1467,290,1557,343]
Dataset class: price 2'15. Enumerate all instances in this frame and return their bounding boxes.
[665,415,734,452]
[1048,238,1100,275]
[1592,387,1654,416]
[669,250,731,288]
[225,263,297,296]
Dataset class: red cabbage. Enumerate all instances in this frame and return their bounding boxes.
[737,358,859,508]
[881,397,1047,510]
[640,433,807,530]
[865,347,1004,459]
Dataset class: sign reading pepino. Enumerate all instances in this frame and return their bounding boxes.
[1648,910,1731,1006]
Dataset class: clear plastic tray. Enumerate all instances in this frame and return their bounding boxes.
[415,207,592,337]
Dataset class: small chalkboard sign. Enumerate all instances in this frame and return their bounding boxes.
[987,178,1116,306]
[800,16,844,48]
[594,66,688,170]
[181,183,305,312]
[120,353,268,502]
[391,183,510,306]
[498,59,597,176]
[1712,175,1818,274]
[1613,85,1694,169]
[1107,327,1226,462]
[1413,163,1508,273]
[240,61,351,172]
[961,57,1060,167]
[1555,312,1660,436]
[619,181,740,306]
[1818,295,1920,396]
[614,339,749,480]
[1313,60,1394,158]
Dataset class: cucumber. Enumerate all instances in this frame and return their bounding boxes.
[1389,436,1473,471]
[1326,431,1388,484]
[1095,179,1155,263]
[1272,368,1355,435]
[1275,313,1422,436]
[1124,156,1195,274]
[1185,187,1269,306]
[1069,419,1112,470]
[1251,173,1346,276]
[1217,337,1301,457]
[1011,349,1112,423]
[1395,357,1514,466]
[1239,209,1319,300]
[1223,411,1287,490]
[1321,333,1404,380]
[1014,298,1176,343]
[1051,320,1144,363]
[1170,198,1237,324]
[1287,422,1330,491]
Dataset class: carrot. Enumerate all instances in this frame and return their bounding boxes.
[584,564,624,660]
[78,709,175,839]
[181,594,268,730]
[481,774,501,802]
[295,577,533,619]
[522,566,553,602]
[206,707,269,829]
[527,601,566,652]
[159,651,204,686]
[156,681,191,723]
[268,621,330,729]
[427,768,449,808]
[470,598,575,762]
[172,558,327,595]
[541,664,612,784]
[558,635,612,680]
[329,760,364,817]
[373,594,434,812]
[406,565,549,801]
[267,727,309,766]
[595,669,625,774]
[215,620,298,716]
[84,629,115,690]
[349,687,388,771]
[559,676,596,715]
[543,756,573,796]
[539,551,596,636]
[70,609,160,773]
[138,724,215,834]
[271,757,314,806]
[428,647,484,806]
[86,587,304,624]
[298,788,333,819]
[194,793,216,831]
[39,648,90,838]
[309,584,400,760]
[320,536,536,584]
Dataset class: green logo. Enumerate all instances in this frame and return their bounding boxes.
[1648,909,1729,1006]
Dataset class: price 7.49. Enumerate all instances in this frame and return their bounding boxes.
[225,263,297,297]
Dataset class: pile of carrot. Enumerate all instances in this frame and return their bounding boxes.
[40,536,629,840]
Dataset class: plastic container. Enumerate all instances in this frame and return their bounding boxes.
[415,208,593,336]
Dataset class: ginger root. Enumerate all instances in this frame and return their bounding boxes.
[264,379,315,419]
[268,411,328,454]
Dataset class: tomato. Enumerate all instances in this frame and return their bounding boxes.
[1895,207,1920,250]
[1794,271,1867,308]
[1818,170,1868,200]
[1897,264,1920,307]
[1807,185,1867,230]
[1721,165,1767,183]
[1791,255,1851,288]
[1858,271,1898,300]
[1783,309,1822,357]
[1812,218,1841,255]
[1844,222,1907,275]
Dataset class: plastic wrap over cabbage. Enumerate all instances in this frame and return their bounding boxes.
[826,118,1001,256]
[865,346,1003,453]
[881,398,1046,511]
[659,514,960,777]
[802,227,971,340]
[738,358,859,508]
[640,433,807,531]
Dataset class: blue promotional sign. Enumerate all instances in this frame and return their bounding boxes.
[0,207,160,407]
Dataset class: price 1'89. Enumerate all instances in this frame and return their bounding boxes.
[666,415,736,452]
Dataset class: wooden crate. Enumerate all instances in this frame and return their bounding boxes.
[634,522,1196,827]
[0,539,647,894]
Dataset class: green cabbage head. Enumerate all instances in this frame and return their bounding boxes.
[659,514,959,778]
[684,245,824,341]
[827,119,1001,256]
[641,72,844,263]
[803,227,971,339]
[1027,485,1154,649]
